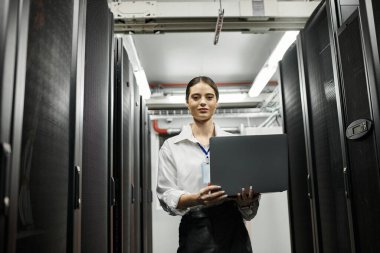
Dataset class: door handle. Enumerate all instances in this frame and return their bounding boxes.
[74,166,81,209]
[307,174,312,199]
[1,143,11,215]
[343,167,351,199]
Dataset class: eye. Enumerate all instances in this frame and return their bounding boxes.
[191,94,200,100]
[206,95,214,100]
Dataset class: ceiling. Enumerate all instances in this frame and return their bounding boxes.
[133,31,284,85]
[120,0,319,109]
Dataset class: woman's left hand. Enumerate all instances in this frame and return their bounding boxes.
[236,186,260,207]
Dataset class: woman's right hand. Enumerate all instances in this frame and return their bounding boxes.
[196,185,228,206]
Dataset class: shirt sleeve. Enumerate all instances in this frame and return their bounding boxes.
[156,141,190,216]
[238,195,260,221]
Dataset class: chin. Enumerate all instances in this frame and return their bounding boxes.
[194,115,213,122]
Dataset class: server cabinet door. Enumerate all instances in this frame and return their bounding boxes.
[0,1,18,251]
[81,1,113,252]
[113,38,133,253]
[16,1,76,252]
[280,44,314,253]
[300,5,352,253]
[0,1,30,252]
[337,10,380,252]
[140,97,152,253]
[132,80,141,253]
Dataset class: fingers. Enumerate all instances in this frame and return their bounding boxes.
[198,185,228,206]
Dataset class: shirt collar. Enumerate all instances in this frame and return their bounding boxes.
[172,123,229,144]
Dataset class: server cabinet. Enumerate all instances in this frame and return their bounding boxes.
[0,1,30,252]
[279,44,314,253]
[16,0,81,252]
[113,38,134,253]
[298,4,353,253]
[336,10,380,252]
[132,79,141,253]
[81,0,113,252]
[0,1,19,252]
[140,98,152,253]
[108,12,115,253]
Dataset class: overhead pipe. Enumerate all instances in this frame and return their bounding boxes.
[152,119,181,135]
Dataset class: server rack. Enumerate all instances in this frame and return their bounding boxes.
[298,3,353,252]
[113,38,134,253]
[132,78,141,253]
[108,11,115,253]
[1,1,30,252]
[81,0,113,252]
[335,9,380,252]
[279,44,314,253]
[15,0,81,252]
[140,98,152,253]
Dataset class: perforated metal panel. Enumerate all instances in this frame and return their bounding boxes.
[81,0,112,252]
[303,6,351,253]
[16,1,74,252]
[280,44,314,253]
[337,11,380,252]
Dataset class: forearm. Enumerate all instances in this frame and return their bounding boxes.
[177,192,201,210]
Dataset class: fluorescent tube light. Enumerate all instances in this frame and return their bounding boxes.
[123,34,151,99]
[249,31,299,97]
[134,69,151,99]
[219,93,247,103]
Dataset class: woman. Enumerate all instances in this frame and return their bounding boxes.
[157,76,260,253]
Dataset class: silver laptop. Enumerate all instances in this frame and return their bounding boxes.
[210,134,288,195]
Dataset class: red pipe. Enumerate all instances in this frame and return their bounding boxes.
[152,119,168,135]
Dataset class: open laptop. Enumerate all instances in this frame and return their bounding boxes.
[210,134,288,196]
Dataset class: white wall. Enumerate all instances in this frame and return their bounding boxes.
[151,127,181,253]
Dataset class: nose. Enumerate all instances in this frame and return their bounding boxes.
[200,97,207,106]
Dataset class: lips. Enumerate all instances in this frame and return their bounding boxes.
[198,108,208,113]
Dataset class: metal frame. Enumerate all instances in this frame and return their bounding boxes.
[108,11,115,253]
[132,75,141,253]
[113,37,124,253]
[141,97,152,253]
[68,0,87,252]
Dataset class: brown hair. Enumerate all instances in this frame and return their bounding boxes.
[185,76,219,102]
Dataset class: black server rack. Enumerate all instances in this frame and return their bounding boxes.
[113,38,134,253]
[107,11,115,253]
[336,10,380,252]
[132,79,141,253]
[298,3,353,252]
[1,1,30,252]
[140,97,152,253]
[279,44,314,253]
[15,0,83,252]
[81,0,113,252]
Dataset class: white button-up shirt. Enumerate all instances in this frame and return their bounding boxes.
[157,123,259,220]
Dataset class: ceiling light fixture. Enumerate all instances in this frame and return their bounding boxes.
[123,34,151,99]
[248,31,299,97]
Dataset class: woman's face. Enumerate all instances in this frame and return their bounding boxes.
[187,82,218,122]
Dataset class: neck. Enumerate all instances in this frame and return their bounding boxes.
[191,119,215,146]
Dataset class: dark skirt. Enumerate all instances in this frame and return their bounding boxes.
[178,201,252,253]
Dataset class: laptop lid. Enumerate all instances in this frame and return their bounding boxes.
[210,134,288,195]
